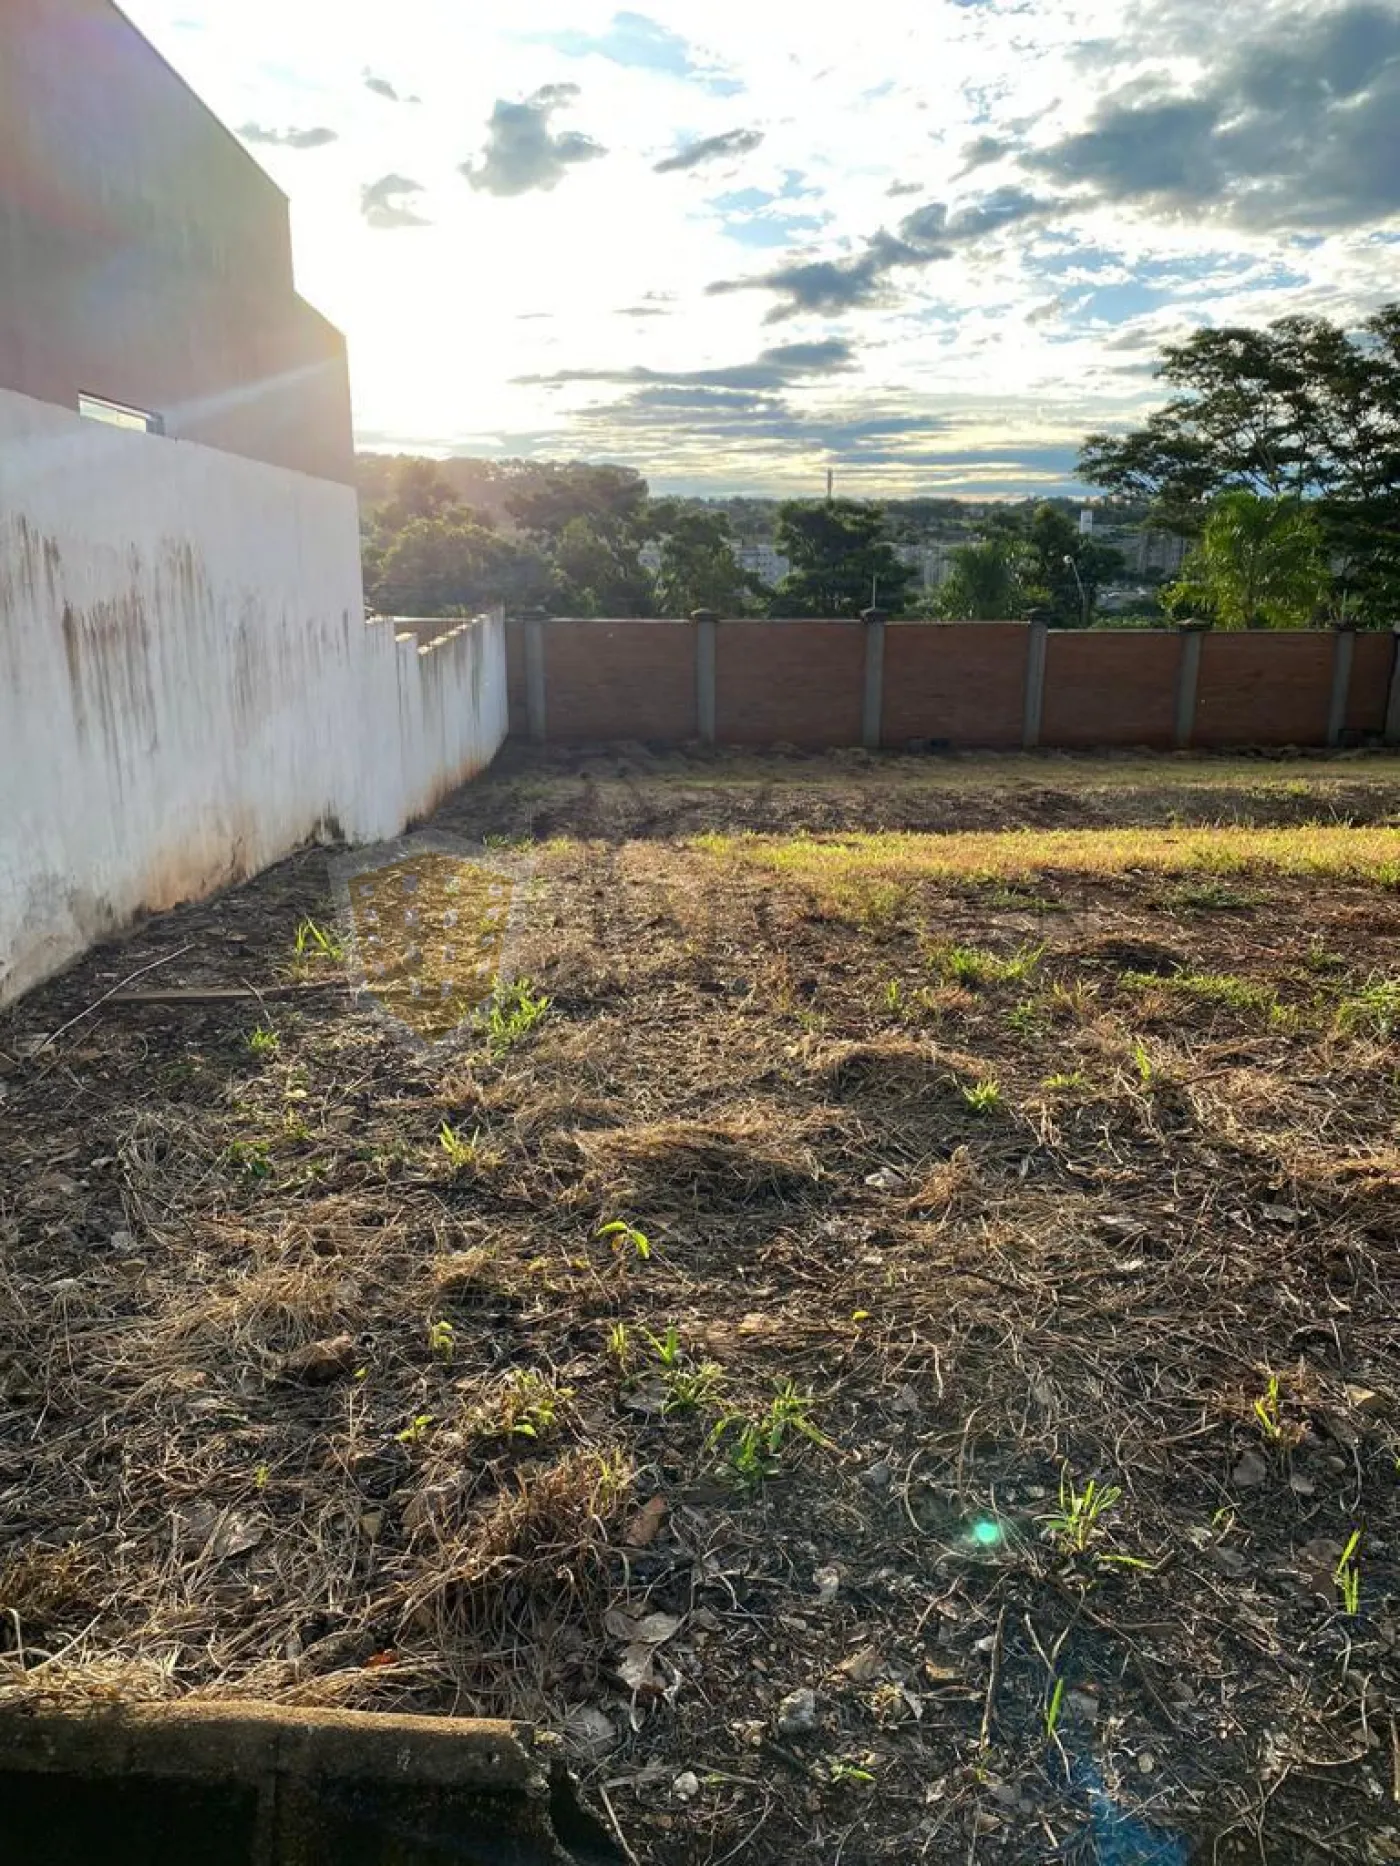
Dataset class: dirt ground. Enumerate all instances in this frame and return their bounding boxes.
[3,747,1400,1865]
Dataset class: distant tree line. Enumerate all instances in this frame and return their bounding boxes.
[361,460,1126,625]
[362,302,1400,630]
[1080,303,1400,628]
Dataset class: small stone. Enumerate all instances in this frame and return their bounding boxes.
[280,1334,357,1384]
[813,1565,841,1603]
[1288,1471,1316,1496]
[1137,1752,1156,1775]
[564,1707,617,1759]
[672,1771,700,1803]
[1232,1449,1269,1489]
[861,1461,893,1492]
[1066,1690,1100,1722]
[109,1230,135,1252]
[1259,1204,1303,1225]
[1345,1385,1385,1414]
[776,1687,818,1738]
[864,1167,906,1193]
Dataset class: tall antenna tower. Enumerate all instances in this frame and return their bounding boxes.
[826,467,834,503]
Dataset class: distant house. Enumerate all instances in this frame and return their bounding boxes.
[1,0,355,484]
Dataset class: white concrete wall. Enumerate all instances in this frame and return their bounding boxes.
[0,387,507,1005]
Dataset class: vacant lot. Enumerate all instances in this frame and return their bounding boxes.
[4,749,1400,1865]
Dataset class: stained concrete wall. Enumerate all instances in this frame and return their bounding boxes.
[0,0,352,484]
[0,387,507,1006]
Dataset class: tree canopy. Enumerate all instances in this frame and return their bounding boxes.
[1162,493,1329,630]
[1079,306,1400,623]
[770,499,915,617]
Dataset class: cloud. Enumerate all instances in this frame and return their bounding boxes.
[886,180,923,197]
[958,134,1011,174]
[517,336,858,392]
[361,174,430,229]
[707,188,1055,320]
[461,85,607,196]
[525,12,742,94]
[654,127,764,173]
[239,122,338,149]
[364,72,400,100]
[1029,2,1400,231]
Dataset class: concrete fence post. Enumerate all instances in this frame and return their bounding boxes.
[860,608,887,750]
[692,610,718,744]
[524,617,547,744]
[1385,624,1400,748]
[1326,622,1356,748]
[1173,621,1208,750]
[1021,619,1048,750]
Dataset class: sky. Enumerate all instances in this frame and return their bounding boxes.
[124,0,1400,498]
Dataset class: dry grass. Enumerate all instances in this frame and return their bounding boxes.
[700,820,1400,891]
[3,747,1400,1864]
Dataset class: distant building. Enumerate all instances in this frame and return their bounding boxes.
[639,542,663,574]
[1078,508,1095,536]
[893,543,952,590]
[1132,530,1189,578]
[732,542,791,587]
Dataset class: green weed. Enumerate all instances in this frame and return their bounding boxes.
[484,978,550,1054]
[1123,968,1290,1027]
[1006,999,1044,1038]
[712,1381,831,1491]
[396,1412,435,1445]
[606,1322,632,1372]
[1130,1040,1154,1086]
[247,1026,279,1057]
[428,1319,456,1362]
[961,1078,1003,1114]
[1253,1372,1287,1445]
[663,1361,725,1415]
[438,1121,485,1172]
[1334,1529,1362,1616]
[1042,1465,1122,1554]
[1044,1676,1065,1740]
[1335,976,1400,1041]
[925,941,1043,991]
[1042,1070,1088,1095]
[646,1324,683,1369]
[223,1138,273,1180]
[598,1219,652,1262]
[293,918,343,962]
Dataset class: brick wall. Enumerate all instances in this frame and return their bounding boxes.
[1041,631,1181,748]
[881,623,1028,747]
[1194,633,1335,747]
[1347,631,1395,738]
[506,619,1399,753]
[717,621,864,747]
[542,619,696,740]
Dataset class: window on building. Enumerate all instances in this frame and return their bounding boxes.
[78,393,165,435]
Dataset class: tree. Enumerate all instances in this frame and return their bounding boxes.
[646,500,761,616]
[367,514,553,617]
[1162,493,1330,630]
[550,515,654,616]
[1079,307,1400,623]
[508,464,653,614]
[928,505,1123,624]
[1024,504,1124,626]
[770,499,915,617]
[931,539,1030,620]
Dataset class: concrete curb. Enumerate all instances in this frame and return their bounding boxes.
[0,1698,625,1864]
